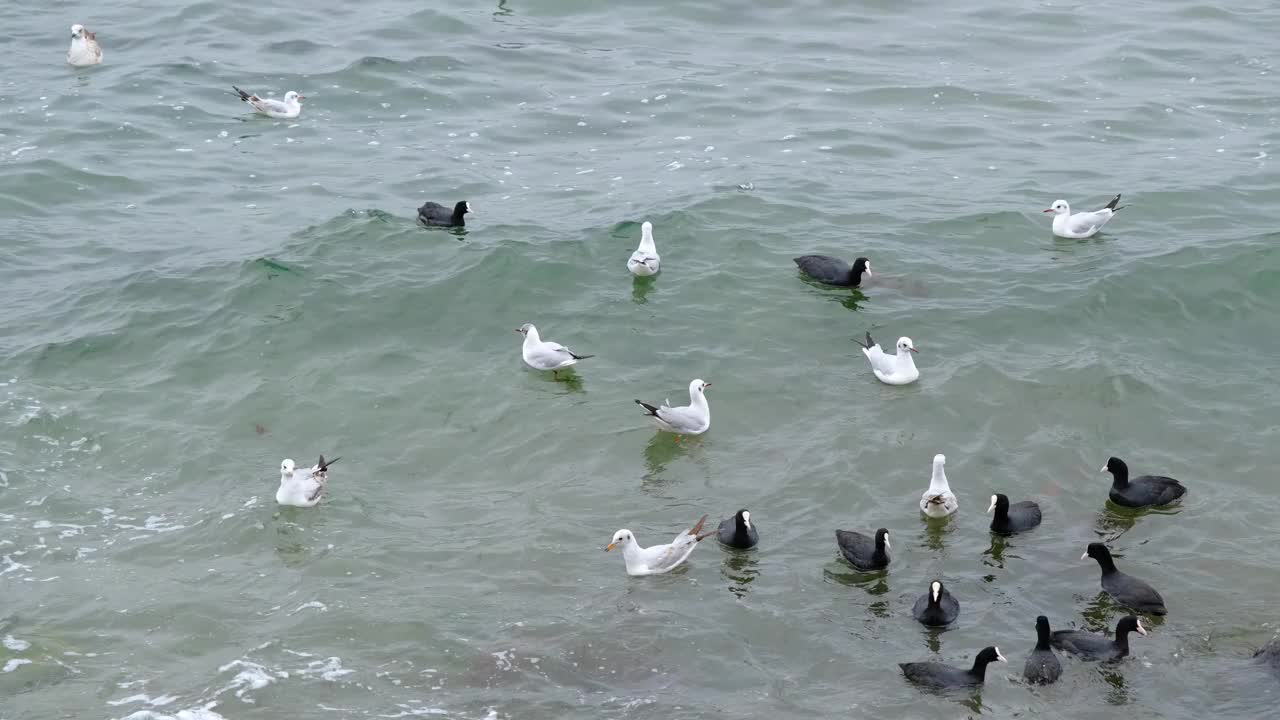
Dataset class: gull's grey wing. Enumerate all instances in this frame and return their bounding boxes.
[655,404,703,431]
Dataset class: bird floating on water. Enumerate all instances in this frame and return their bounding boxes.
[1043,194,1123,238]
[68,24,102,67]
[855,332,919,385]
[276,455,339,507]
[920,453,958,518]
[516,323,593,378]
[627,221,660,276]
[635,379,711,435]
[232,86,305,118]
[606,514,713,576]
[419,200,471,227]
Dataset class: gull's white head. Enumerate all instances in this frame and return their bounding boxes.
[933,453,946,468]
[1044,199,1070,215]
[740,509,752,529]
[896,337,918,354]
[690,378,711,396]
[71,24,86,39]
[930,580,942,602]
[516,323,538,338]
[605,529,633,552]
[280,458,296,478]
[641,221,653,238]
[284,91,305,104]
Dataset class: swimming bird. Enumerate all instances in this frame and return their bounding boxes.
[912,580,960,627]
[854,332,919,386]
[1082,542,1168,615]
[232,86,305,119]
[516,323,593,378]
[1023,616,1062,685]
[1051,615,1147,662]
[634,379,711,435]
[67,24,102,67]
[418,200,471,227]
[1101,456,1186,508]
[717,509,758,549]
[606,514,713,576]
[626,221,660,276]
[793,255,871,287]
[276,455,339,507]
[899,646,1006,689]
[834,527,890,571]
[1043,194,1123,238]
[920,453,958,518]
[1255,637,1280,674]
[987,493,1042,535]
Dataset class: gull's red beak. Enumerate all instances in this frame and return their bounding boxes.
[1042,208,1054,213]
[297,95,306,100]
[909,346,919,353]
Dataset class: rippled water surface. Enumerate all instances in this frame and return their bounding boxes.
[3,1,1280,718]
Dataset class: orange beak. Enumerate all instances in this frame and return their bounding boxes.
[605,542,616,552]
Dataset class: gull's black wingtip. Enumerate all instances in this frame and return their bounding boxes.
[854,331,873,349]
[1105,194,1122,211]
[634,399,660,416]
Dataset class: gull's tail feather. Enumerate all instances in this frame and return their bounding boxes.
[1105,194,1123,212]
[635,399,661,416]
[232,85,252,102]
[569,351,594,360]
[854,331,874,350]
[317,455,340,473]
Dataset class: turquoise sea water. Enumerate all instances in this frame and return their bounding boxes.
[3,1,1280,718]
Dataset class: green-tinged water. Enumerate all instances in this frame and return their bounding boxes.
[3,1,1280,718]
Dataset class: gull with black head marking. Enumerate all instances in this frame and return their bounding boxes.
[516,323,593,379]
[276,455,340,507]
[232,86,305,119]
[419,200,472,227]
[634,379,711,436]
[1043,194,1124,238]
[716,509,758,549]
[606,514,714,576]
[855,332,919,385]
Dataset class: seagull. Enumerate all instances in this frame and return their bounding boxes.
[634,379,711,435]
[67,24,103,67]
[854,332,919,385]
[276,455,339,507]
[1043,195,1124,238]
[606,514,713,576]
[516,323,593,378]
[627,221,660,276]
[232,86,305,119]
[920,453,958,518]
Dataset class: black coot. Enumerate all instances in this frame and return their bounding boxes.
[793,255,871,287]
[912,580,960,627]
[418,200,471,227]
[1083,542,1168,615]
[987,493,1042,535]
[1023,616,1062,684]
[1051,615,1147,662]
[900,646,1006,689]
[835,527,890,571]
[1102,456,1186,508]
[717,509,758,549]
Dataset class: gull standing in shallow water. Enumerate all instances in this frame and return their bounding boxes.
[1043,194,1124,238]
[855,332,919,385]
[606,515,714,576]
[920,453,958,518]
[232,86,305,119]
[627,221,660,276]
[276,455,339,507]
[67,24,102,66]
[634,379,711,435]
[516,323,593,378]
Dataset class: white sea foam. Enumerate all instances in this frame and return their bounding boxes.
[3,634,31,651]
[3,658,33,672]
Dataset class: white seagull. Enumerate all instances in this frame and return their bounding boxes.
[276,455,339,507]
[920,453,958,518]
[606,514,713,576]
[67,24,103,67]
[1043,194,1124,238]
[635,379,711,435]
[855,332,919,385]
[517,323,593,378]
[626,221,660,276]
[232,86,305,119]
